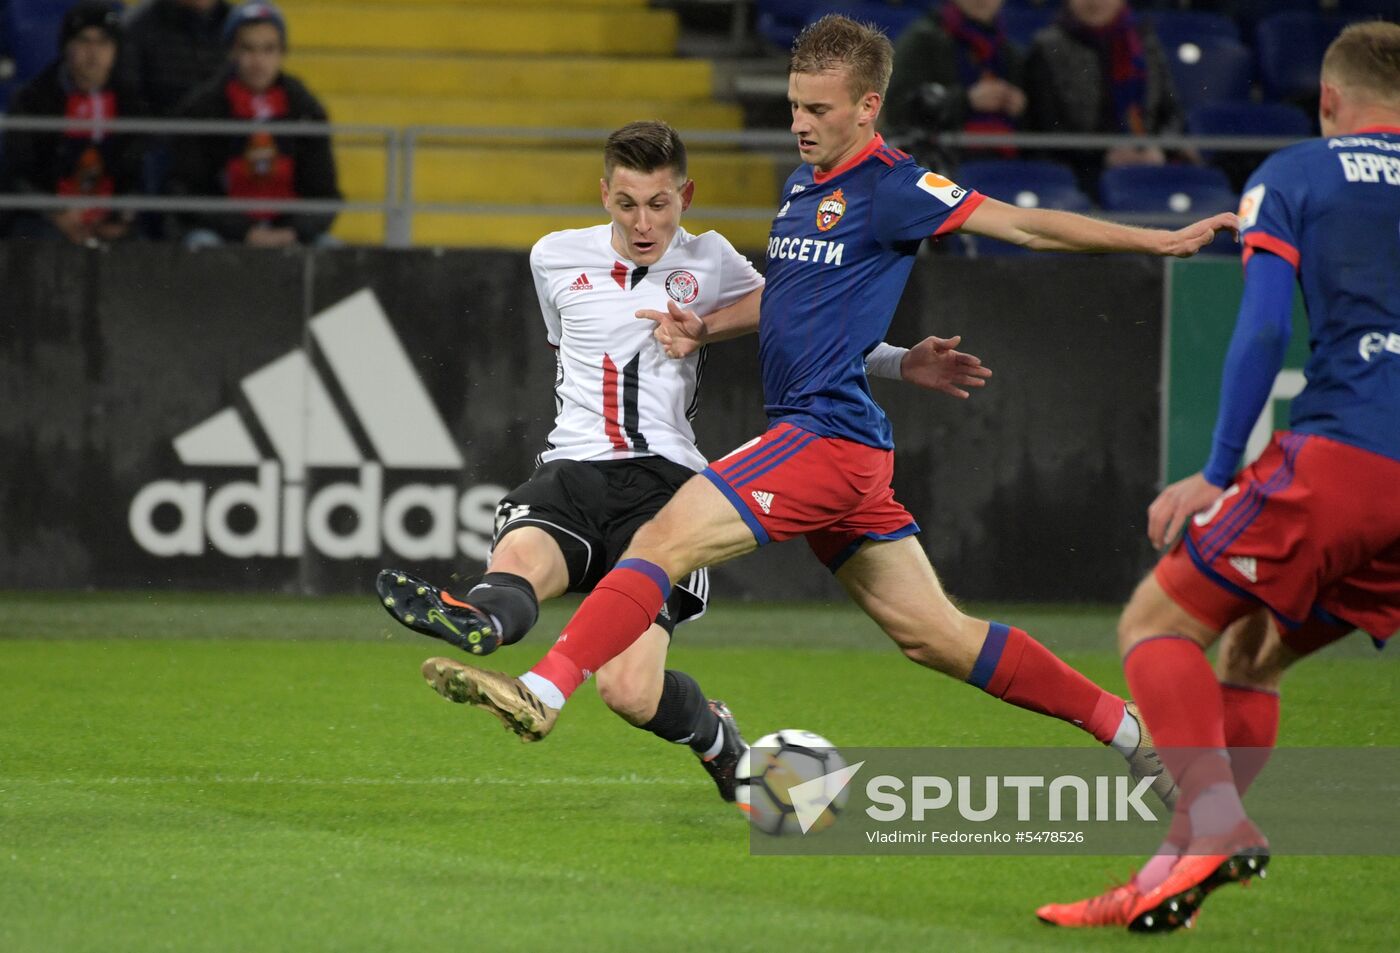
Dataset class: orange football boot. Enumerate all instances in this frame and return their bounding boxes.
[1128,820,1269,933]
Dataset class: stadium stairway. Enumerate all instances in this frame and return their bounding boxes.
[275,0,780,248]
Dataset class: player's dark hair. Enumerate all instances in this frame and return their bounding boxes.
[789,14,894,102]
[1323,21,1400,105]
[603,121,688,181]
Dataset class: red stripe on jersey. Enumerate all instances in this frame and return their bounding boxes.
[933,190,986,236]
[611,261,628,289]
[874,149,896,167]
[601,354,628,450]
[1243,232,1300,269]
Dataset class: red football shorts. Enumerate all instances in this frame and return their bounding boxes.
[701,422,920,570]
[1155,431,1400,643]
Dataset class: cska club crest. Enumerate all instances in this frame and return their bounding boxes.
[816,188,846,232]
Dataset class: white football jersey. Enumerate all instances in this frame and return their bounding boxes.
[530,224,763,472]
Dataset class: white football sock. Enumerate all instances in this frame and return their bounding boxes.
[1109,706,1142,758]
[519,672,566,711]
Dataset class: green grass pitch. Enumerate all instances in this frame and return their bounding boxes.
[1,592,1395,952]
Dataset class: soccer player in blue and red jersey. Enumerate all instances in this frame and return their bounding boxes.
[1037,21,1400,932]
[420,16,1234,799]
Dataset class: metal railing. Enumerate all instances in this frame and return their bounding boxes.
[0,116,1312,247]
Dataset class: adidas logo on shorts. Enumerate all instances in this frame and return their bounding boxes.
[1228,556,1259,583]
[751,490,774,514]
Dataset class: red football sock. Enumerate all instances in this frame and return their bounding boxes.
[1221,682,1280,794]
[968,623,1125,744]
[527,559,670,702]
[1123,635,1232,798]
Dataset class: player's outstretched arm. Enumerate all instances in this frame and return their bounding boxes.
[636,287,762,358]
[961,197,1239,258]
[869,335,993,399]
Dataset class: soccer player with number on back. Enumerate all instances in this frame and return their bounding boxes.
[1037,21,1400,933]
[421,16,1236,803]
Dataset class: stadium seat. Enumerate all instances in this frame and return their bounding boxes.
[1187,101,1314,193]
[3,0,80,83]
[1099,164,1236,216]
[1001,7,1053,48]
[1187,102,1314,141]
[1335,0,1400,16]
[1146,10,1241,48]
[1164,36,1254,112]
[1100,165,1240,255]
[1229,0,1328,33]
[756,0,817,52]
[1256,12,1355,104]
[802,2,923,44]
[954,159,1091,255]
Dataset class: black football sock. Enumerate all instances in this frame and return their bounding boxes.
[459,572,539,646]
[639,670,721,755]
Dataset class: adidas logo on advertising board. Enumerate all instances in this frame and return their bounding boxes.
[128,290,505,561]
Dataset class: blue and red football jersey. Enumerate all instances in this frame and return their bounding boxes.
[1238,126,1400,463]
[759,135,984,449]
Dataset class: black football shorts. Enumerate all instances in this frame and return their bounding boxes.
[492,456,709,633]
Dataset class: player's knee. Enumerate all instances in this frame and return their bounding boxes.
[595,666,657,725]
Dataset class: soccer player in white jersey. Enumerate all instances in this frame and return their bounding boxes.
[377,120,992,801]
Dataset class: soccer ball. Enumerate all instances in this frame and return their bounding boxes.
[735,729,850,836]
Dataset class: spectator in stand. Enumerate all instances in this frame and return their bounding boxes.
[3,1,147,244]
[120,0,233,117]
[1024,0,1184,190]
[168,2,341,249]
[884,0,1027,156]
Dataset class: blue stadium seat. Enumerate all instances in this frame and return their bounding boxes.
[1335,0,1400,16]
[1187,102,1314,140]
[1099,165,1236,216]
[1147,11,1241,48]
[954,159,1091,256]
[1001,7,1053,48]
[756,0,818,51]
[1100,165,1240,255]
[4,0,81,83]
[1256,12,1355,103]
[1229,0,1327,33]
[1099,163,1237,253]
[1164,36,1254,112]
[802,2,924,43]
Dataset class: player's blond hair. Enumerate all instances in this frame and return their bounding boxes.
[1322,21,1400,106]
[603,121,688,181]
[789,14,894,103]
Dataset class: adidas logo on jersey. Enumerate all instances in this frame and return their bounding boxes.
[568,273,593,291]
[128,289,504,562]
[751,490,774,514]
[1228,556,1259,583]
